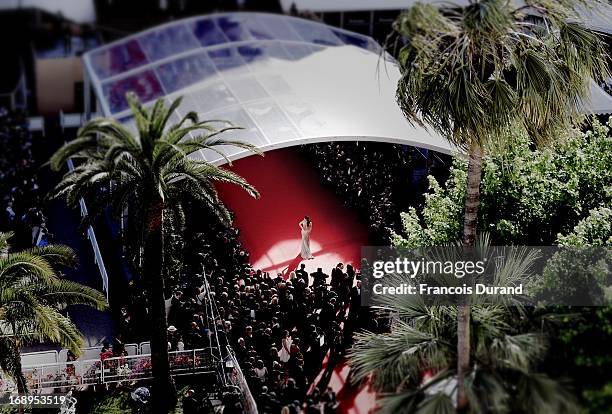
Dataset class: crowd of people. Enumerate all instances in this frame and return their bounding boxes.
[116,214,387,413]
[0,107,49,248]
[208,262,366,413]
[301,142,420,243]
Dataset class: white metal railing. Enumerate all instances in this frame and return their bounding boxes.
[2,348,215,392]
[226,346,258,414]
[66,158,109,302]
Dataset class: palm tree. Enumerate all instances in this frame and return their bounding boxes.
[0,232,107,394]
[390,1,609,408]
[49,93,260,410]
[349,241,578,413]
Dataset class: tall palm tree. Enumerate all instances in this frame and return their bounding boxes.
[49,93,260,410]
[391,1,609,408]
[350,240,578,413]
[0,232,107,393]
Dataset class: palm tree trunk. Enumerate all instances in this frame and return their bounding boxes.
[145,198,176,411]
[8,337,28,414]
[457,145,483,410]
[462,146,483,246]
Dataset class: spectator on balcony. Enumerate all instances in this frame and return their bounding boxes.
[100,343,113,360]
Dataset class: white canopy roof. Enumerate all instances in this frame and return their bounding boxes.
[83,11,611,166]
[83,12,454,164]
[586,80,612,115]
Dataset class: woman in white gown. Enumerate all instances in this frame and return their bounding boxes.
[278,330,292,363]
[299,216,314,260]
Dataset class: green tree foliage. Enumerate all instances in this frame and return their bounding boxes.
[557,207,612,247]
[0,232,106,393]
[388,119,612,412]
[350,239,578,414]
[49,93,260,410]
[393,118,612,247]
[391,0,609,405]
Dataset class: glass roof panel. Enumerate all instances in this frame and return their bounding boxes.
[237,44,267,63]
[188,82,238,114]
[103,70,164,114]
[90,40,148,79]
[139,24,200,62]
[198,106,267,160]
[216,15,253,42]
[245,100,299,140]
[242,15,275,40]
[208,47,247,72]
[225,76,268,102]
[277,95,325,136]
[256,15,302,41]
[282,43,322,60]
[261,42,292,60]
[191,18,228,46]
[155,52,217,93]
[289,20,342,46]
[332,30,371,50]
[256,74,292,95]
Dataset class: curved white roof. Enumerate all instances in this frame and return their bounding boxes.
[83,11,611,166]
[83,12,454,165]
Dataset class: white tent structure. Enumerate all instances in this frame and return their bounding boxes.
[83,11,612,166]
[82,12,454,165]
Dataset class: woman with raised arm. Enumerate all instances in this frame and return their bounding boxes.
[299,216,314,260]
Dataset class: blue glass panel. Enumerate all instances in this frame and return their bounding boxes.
[216,16,252,42]
[155,52,217,93]
[192,18,227,46]
[103,70,163,114]
[290,20,342,46]
[139,24,199,61]
[90,40,148,79]
[332,30,371,49]
[208,47,246,72]
[237,44,266,63]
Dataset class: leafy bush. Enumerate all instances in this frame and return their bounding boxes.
[393,118,612,246]
[557,207,612,247]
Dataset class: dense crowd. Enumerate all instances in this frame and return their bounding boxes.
[207,262,367,414]
[0,108,49,248]
[301,142,420,243]
[117,215,386,413]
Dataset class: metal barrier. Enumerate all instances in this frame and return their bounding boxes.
[3,348,216,392]
[66,159,109,302]
[225,347,258,414]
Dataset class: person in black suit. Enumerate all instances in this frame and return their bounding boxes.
[295,263,308,280]
[310,268,328,288]
[330,263,344,289]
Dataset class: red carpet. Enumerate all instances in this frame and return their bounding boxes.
[217,148,376,413]
[309,356,378,414]
[217,148,369,277]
